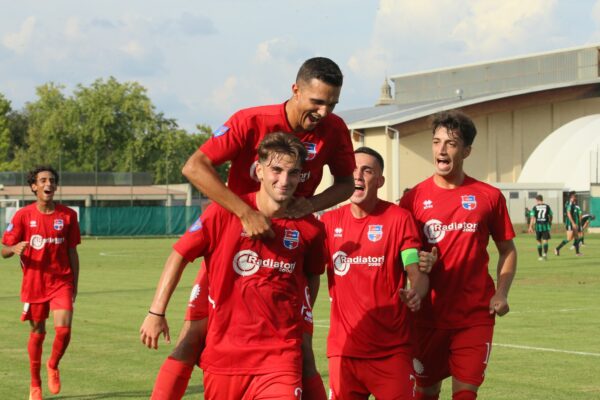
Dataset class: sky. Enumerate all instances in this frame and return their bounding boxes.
[2,0,600,132]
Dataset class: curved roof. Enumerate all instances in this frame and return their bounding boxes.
[518,114,600,191]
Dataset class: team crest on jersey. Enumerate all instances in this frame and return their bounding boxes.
[189,218,202,232]
[53,219,64,231]
[367,225,383,242]
[30,220,37,228]
[461,195,477,210]
[283,229,299,249]
[212,125,229,137]
[303,142,317,160]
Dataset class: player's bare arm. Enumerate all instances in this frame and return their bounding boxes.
[182,149,274,238]
[1,241,29,258]
[140,250,189,350]
[418,246,438,273]
[489,239,517,316]
[68,248,80,301]
[285,175,354,218]
[400,263,429,312]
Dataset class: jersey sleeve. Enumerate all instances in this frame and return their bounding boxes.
[67,210,81,248]
[303,219,327,275]
[2,210,24,246]
[398,210,422,253]
[199,112,248,166]
[489,190,516,242]
[173,205,220,262]
[326,118,356,178]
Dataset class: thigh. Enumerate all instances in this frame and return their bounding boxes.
[50,287,75,326]
[251,371,302,400]
[328,356,369,400]
[449,325,494,387]
[412,326,451,388]
[367,352,415,400]
[21,301,50,322]
[203,373,252,400]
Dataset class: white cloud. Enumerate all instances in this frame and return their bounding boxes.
[210,76,238,113]
[2,16,36,54]
[64,17,82,40]
[120,40,146,58]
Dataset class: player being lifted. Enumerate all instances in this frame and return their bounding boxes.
[2,166,81,400]
[141,57,355,400]
[528,195,553,261]
[141,132,327,399]
[400,111,517,400]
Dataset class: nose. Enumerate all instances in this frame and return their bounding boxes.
[316,105,330,118]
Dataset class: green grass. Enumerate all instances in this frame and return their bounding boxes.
[0,234,599,399]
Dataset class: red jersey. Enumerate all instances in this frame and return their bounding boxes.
[320,201,422,359]
[399,176,515,329]
[2,203,81,303]
[200,102,355,197]
[174,193,326,375]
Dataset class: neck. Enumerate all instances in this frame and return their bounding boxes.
[284,99,301,132]
[350,198,379,218]
[36,200,55,214]
[256,190,289,218]
[433,171,465,189]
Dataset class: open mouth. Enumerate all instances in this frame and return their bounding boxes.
[307,113,320,124]
[354,184,365,192]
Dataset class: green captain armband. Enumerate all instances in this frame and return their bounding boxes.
[401,248,419,267]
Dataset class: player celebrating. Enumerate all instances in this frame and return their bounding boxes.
[400,111,517,400]
[528,195,553,260]
[321,147,429,399]
[2,166,81,400]
[141,133,327,399]
[144,57,355,399]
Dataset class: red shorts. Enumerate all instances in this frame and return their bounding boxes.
[204,371,302,400]
[185,263,210,321]
[412,325,494,387]
[21,286,74,322]
[328,351,415,400]
[300,285,314,335]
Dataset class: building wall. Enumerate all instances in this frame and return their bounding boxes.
[358,97,600,203]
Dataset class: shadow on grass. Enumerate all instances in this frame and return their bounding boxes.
[51,385,204,399]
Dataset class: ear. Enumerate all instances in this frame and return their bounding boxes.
[255,162,264,182]
[463,145,472,159]
[377,175,385,189]
[291,83,300,98]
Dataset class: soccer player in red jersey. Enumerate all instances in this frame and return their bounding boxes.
[143,57,354,399]
[400,111,517,400]
[2,166,81,400]
[321,147,429,399]
[141,132,327,399]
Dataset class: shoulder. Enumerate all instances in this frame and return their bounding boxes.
[320,205,348,225]
[231,103,282,123]
[464,176,504,199]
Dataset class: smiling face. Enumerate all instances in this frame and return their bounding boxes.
[31,170,57,203]
[256,152,302,205]
[288,78,340,132]
[432,126,471,184]
[350,152,384,208]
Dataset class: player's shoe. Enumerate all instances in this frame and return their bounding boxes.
[569,245,574,250]
[543,254,547,260]
[576,253,584,257]
[554,248,560,256]
[46,361,61,394]
[537,257,543,261]
[29,386,42,400]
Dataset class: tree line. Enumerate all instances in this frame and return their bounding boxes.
[0,77,228,185]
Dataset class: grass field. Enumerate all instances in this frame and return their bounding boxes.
[1,233,599,399]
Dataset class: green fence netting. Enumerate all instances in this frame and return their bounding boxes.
[590,198,600,227]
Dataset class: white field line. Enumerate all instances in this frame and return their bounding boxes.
[312,320,600,357]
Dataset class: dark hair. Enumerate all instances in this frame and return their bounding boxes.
[569,191,576,197]
[296,57,343,87]
[431,110,477,146]
[355,146,384,172]
[27,165,59,188]
[536,195,543,201]
[257,132,308,166]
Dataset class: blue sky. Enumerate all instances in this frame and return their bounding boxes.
[1,0,600,131]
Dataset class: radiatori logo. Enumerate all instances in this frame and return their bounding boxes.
[29,234,64,250]
[232,250,296,276]
[332,251,385,276]
[423,219,479,243]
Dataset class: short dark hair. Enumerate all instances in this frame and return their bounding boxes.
[355,146,384,172]
[569,191,576,197]
[296,57,343,87]
[536,195,543,201]
[257,132,308,166]
[27,165,59,188]
[431,110,477,146]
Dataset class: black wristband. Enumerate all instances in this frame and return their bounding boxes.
[148,310,165,317]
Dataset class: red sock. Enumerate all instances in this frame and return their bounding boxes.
[302,373,327,400]
[28,332,46,387]
[48,326,71,369]
[453,390,477,400]
[151,356,194,400]
[416,392,440,400]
